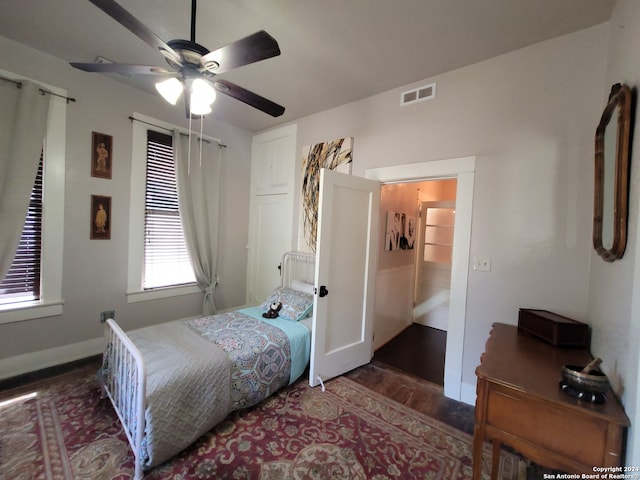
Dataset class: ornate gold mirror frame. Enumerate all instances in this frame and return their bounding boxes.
[593,83,632,262]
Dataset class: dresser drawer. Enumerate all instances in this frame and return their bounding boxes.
[486,387,608,466]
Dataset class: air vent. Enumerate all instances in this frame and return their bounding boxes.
[400,82,436,106]
[94,56,114,64]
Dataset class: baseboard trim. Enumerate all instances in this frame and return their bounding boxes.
[460,381,477,406]
[0,337,103,381]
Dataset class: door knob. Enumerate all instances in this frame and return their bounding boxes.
[316,285,329,297]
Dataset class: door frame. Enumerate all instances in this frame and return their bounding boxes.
[365,156,475,401]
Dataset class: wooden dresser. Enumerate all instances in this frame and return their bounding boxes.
[472,323,629,479]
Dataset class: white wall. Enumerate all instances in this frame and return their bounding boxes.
[0,37,253,371]
[588,0,640,466]
[288,23,607,392]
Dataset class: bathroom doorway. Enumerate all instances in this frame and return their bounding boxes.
[375,178,457,385]
[366,156,475,401]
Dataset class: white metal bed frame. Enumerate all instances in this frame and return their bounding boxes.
[103,319,146,479]
[101,251,315,479]
[281,250,315,289]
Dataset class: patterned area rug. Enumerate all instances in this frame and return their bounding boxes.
[0,363,524,479]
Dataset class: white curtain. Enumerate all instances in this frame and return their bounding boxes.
[0,80,50,282]
[174,131,221,315]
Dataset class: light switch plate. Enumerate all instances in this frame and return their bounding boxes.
[473,257,491,272]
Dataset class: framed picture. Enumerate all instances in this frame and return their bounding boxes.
[384,211,416,251]
[91,131,112,179]
[91,195,111,240]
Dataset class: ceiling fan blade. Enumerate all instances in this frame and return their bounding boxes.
[213,79,285,117]
[201,30,281,74]
[70,62,173,75]
[87,0,182,65]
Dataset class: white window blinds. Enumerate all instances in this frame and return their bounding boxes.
[0,153,43,305]
[143,130,195,289]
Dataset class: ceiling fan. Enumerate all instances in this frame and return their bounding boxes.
[70,0,285,118]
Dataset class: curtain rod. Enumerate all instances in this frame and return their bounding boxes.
[128,115,227,148]
[0,75,77,104]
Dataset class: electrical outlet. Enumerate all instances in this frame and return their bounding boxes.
[100,310,115,323]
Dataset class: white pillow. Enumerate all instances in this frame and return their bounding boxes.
[290,280,315,295]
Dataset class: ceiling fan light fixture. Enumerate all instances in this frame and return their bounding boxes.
[192,79,216,104]
[71,0,284,119]
[189,101,212,116]
[190,79,217,115]
[155,77,183,105]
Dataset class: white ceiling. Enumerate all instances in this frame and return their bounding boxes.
[0,0,615,132]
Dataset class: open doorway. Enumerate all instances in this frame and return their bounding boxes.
[374,179,457,385]
[366,156,475,401]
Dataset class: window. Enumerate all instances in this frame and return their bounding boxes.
[423,207,455,264]
[0,154,43,305]
[143,130,195,289]
[127,113,202,302]
[0,71,66,324]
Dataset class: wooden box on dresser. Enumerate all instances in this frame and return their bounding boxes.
[517,308,590,348]
[472,323,629,480]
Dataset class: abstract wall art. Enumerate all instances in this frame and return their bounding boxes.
[301,137,353,251]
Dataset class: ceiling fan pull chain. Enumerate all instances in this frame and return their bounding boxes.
[199,118,204,168]
[187,114,193,175]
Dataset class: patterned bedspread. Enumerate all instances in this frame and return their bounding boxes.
[185,311,292,410]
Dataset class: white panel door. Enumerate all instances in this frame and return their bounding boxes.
[247,124,296,305]
[309,169,380,387]
[247,194,291,303]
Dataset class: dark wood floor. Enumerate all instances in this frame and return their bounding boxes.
[0,354,102,391]
[346,361,476,434]
[347,322,476,435]
[373,322,446,386]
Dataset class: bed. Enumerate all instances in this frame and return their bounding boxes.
[101,251,316,479]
